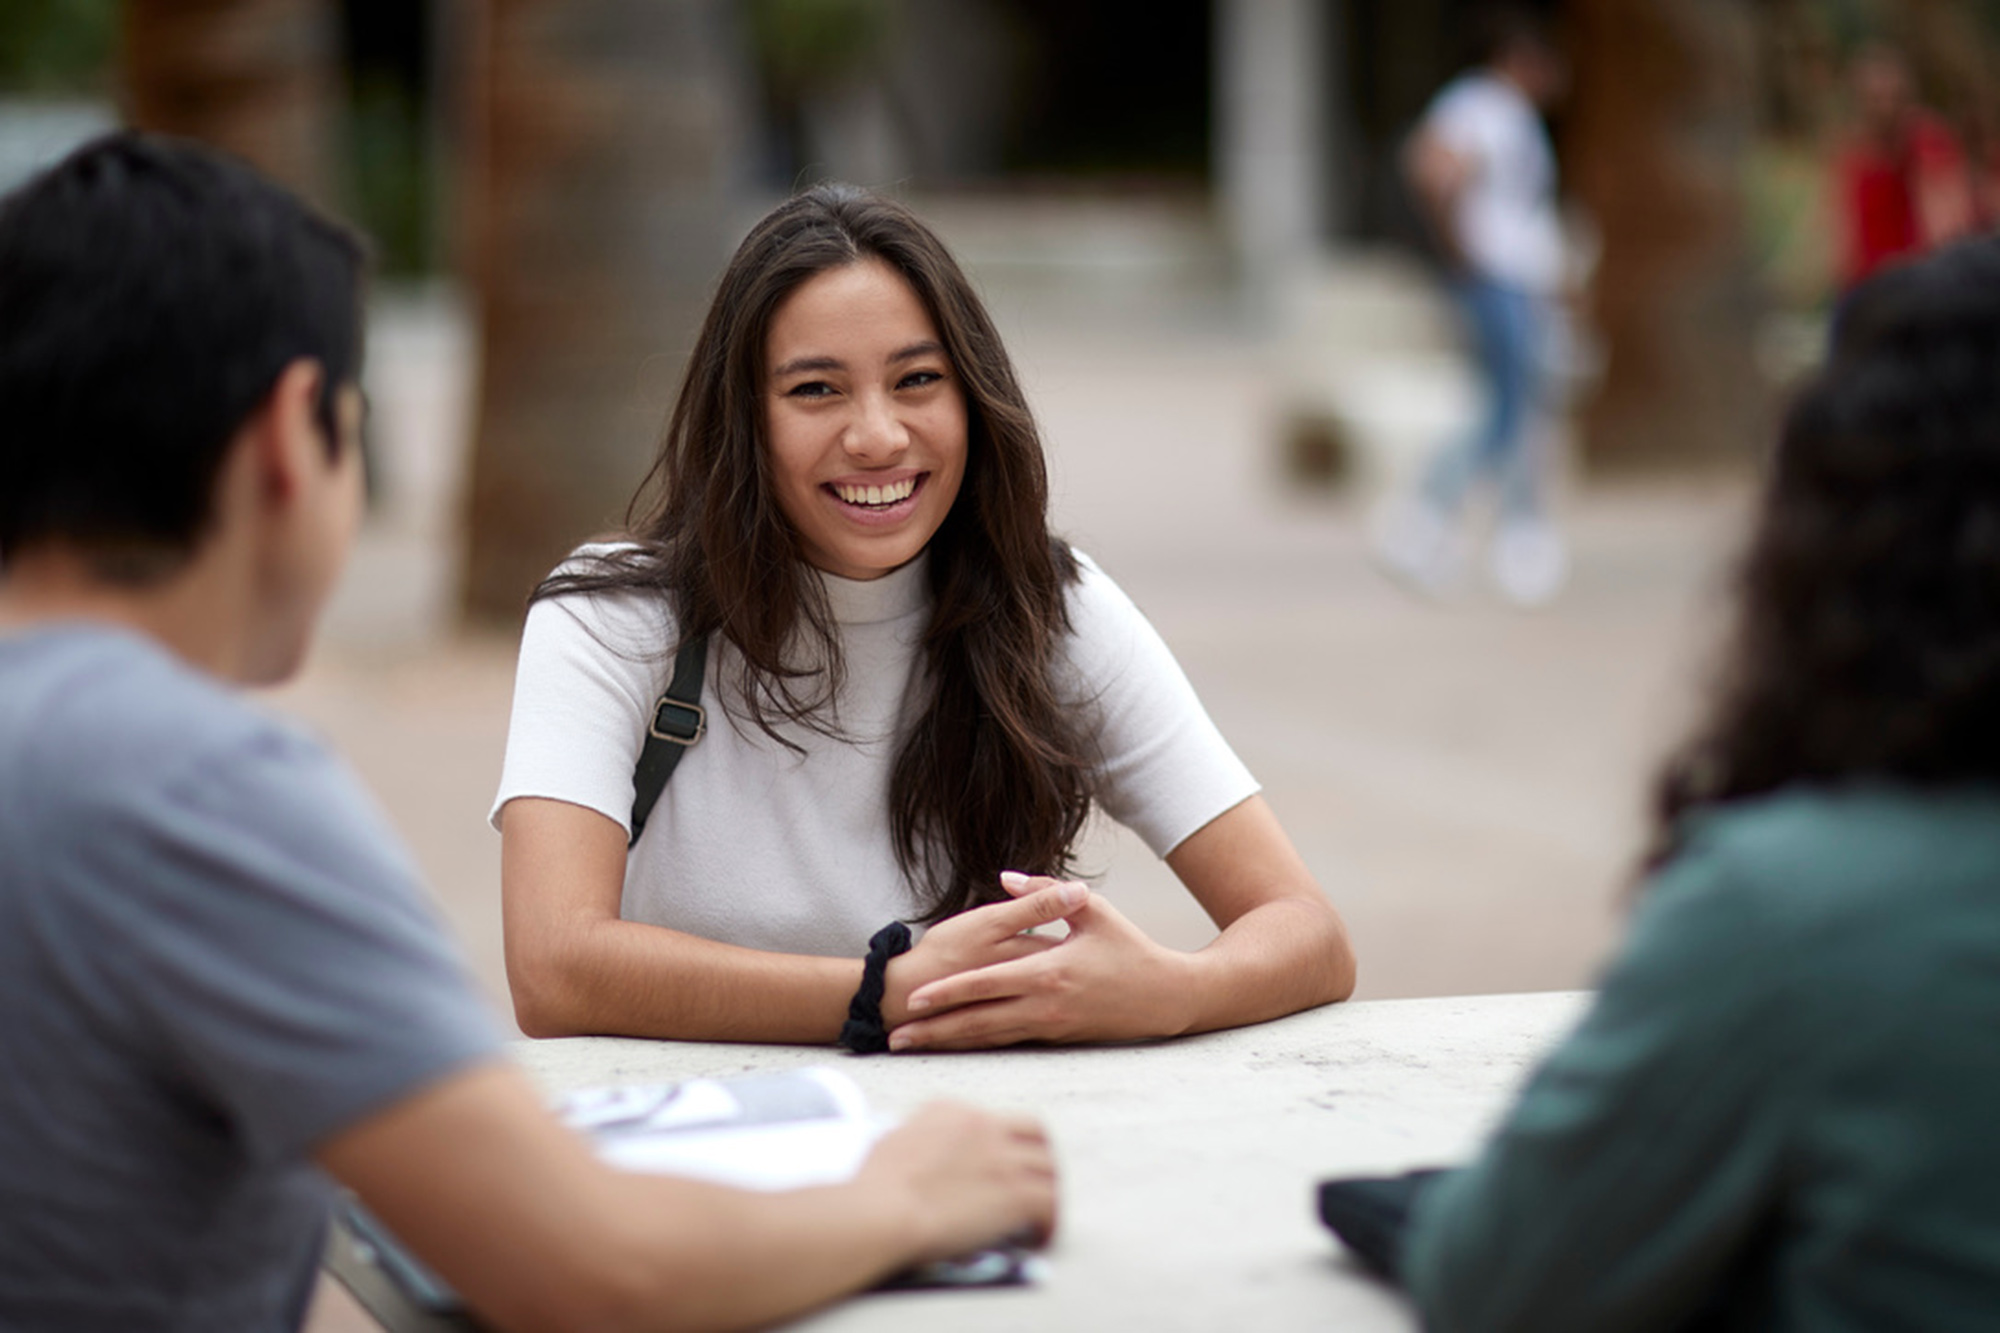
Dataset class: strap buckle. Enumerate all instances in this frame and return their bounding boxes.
[647,697,706,745]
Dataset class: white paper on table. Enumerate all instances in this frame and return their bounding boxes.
[555,1066,890,1192]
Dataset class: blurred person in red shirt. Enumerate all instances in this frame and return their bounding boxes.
[1835,44,1976,289]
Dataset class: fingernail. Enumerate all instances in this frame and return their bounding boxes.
[1000,870,1030,892]
[1058,881,1087,908]
[907,994,931,1012]
[889,1031,912,1051]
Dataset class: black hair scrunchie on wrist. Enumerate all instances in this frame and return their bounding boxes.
[839,921,914,1054]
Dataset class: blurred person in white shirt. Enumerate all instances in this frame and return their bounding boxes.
[1379,5,1570,606]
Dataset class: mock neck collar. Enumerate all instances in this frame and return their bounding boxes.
[814,553,931,625]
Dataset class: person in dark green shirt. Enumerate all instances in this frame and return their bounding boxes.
[1396,236,2000,1330]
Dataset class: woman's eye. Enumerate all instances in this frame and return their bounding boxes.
[785,380,835,399]
[898,369,944,390]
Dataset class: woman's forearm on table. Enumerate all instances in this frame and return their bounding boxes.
[507,918,864,1043]
[1178,893,1356,1034]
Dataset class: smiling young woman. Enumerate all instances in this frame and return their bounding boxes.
[491,184,1356,1050]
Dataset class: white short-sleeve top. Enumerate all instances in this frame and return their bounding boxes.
[1419,71,1563,295]
[491,547,1258,957]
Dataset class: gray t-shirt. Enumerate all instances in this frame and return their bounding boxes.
[0,625,503,1332]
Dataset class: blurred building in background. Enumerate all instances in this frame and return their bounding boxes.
[4,0,1999,618]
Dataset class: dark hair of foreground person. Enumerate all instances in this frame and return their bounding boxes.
[1649,235,2000,867]
[0,133,363,577]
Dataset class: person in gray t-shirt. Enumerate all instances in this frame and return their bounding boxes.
[0,133,1056,1332]
[0,625,503,1329]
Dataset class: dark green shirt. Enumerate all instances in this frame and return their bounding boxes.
[1405,785,2000,1332]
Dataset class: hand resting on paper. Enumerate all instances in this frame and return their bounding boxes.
[857,1102,1059,1262]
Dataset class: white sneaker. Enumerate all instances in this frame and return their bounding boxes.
[1371,498,1462,597]
[1490,522,1568,606]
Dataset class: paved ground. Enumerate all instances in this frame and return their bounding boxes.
[293,262,1754,1329]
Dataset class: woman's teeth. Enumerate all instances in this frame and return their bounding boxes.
[833,477,917,508]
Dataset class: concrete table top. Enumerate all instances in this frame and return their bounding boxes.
[512,990,1590,1332]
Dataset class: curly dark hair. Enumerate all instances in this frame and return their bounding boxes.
[533,183,1095,923]
[1647,236,2000,867]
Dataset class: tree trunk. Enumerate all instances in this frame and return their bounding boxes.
[119,0,340,208]
[1564,0,1769,470]
[458,0,753,623]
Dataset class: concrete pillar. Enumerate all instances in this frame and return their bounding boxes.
[1215,0,1336,294]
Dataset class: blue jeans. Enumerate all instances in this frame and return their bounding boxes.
[1421,279,1551,525]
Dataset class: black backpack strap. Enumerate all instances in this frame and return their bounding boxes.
[629,633,708,847]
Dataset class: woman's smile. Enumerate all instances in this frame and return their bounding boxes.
[829,472,921,509]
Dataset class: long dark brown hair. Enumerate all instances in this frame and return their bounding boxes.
[535,183,1095,921]
[1646,236,2000,869]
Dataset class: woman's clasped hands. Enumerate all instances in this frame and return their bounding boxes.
[882,872,1195,1051]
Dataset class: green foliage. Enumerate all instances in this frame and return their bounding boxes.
[747,0,896,96]
[0,0,116,95]
[1811,0,2000,50]
[1958,0,2000,40]
[344,73,432,275]
[1743,139,1834,310]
